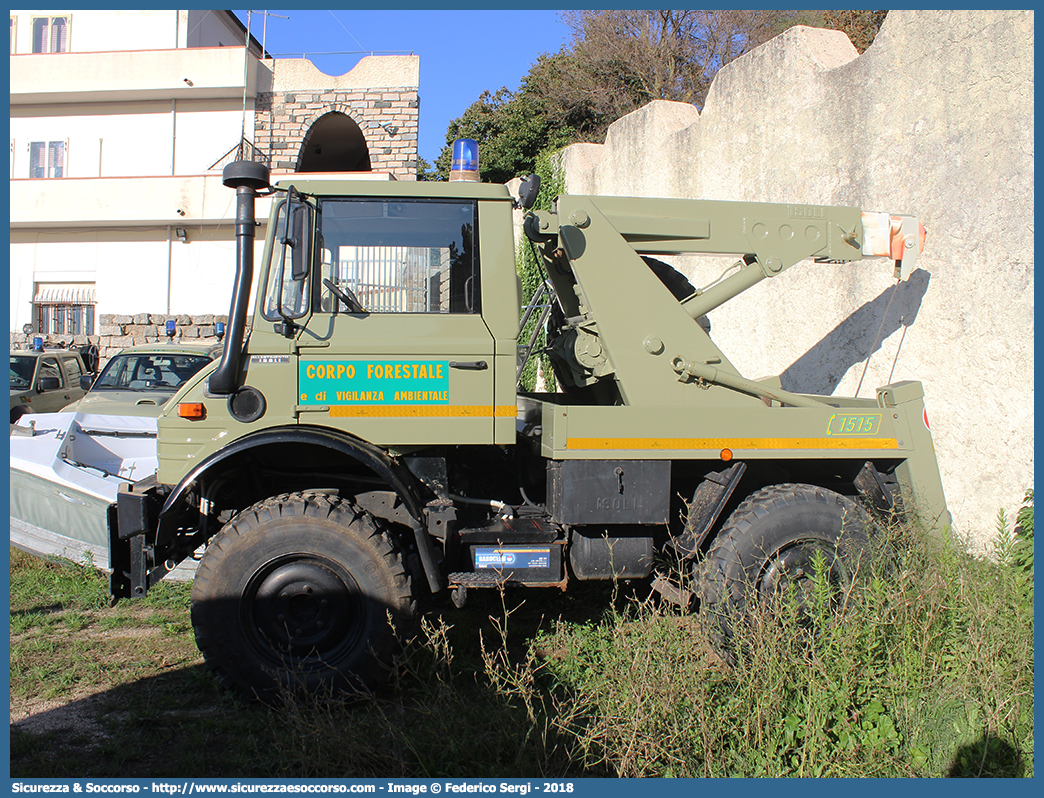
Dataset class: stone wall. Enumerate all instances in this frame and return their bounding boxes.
[251,55,421,180]
[558,10,1034,547]
[93,313,228,361]
[255,88,419,178]
[11,313,228,365]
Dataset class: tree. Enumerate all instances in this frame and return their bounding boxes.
[430,10,883,181]
[818,10,888,54]
[415,156,440,181]
[431,82,575,183]
[532,9,798,143]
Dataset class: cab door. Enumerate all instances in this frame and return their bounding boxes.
[296,197,497,446]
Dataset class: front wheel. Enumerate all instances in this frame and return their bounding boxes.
[191,492,414,699]
[698,483,872,636]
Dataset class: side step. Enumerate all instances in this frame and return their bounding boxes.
[447,568,567,594]
[446,537,567,589]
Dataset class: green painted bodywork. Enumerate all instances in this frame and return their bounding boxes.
[10,349,89,418]
[156,176,949,532]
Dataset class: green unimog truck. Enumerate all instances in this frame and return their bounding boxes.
[109,155,948,697]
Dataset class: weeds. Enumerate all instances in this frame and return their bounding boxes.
[10,497,1034,778]
[534,517,1033,777]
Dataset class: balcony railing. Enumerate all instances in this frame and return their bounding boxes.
[209,139,270,171]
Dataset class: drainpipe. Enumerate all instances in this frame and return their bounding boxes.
[166,226,173,315]
[170,96,179,314]
[171,99,177,175]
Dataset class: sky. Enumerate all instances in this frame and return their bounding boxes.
[231,9,573,166]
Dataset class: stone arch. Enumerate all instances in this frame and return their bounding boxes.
[296,110,372,172]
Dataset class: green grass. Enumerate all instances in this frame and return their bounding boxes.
[532,513,1034,777]
[9,496,1034,778]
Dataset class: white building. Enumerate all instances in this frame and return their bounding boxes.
[9,9,419,351]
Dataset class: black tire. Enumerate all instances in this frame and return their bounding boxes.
[698,483,872,635]
[11,405,28,424]
[191,492,415,700]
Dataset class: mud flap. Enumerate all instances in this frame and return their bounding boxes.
[854,461,895,515]
[670,462,747,560]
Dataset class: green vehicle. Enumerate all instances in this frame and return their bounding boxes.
[10,345,94,424]
[64,342,221,417]
[110,157,948,698]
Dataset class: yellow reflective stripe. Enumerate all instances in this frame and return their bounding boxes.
[330,405,516,418]
[566,437,899,451]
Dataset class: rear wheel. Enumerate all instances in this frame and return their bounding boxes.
[698,483,871,636]
[191,492,414,699]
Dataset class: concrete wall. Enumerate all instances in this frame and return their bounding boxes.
[10,98,250,178]
[10,9,252,54]
[559,10,1033,547]
[10,9,177,54]
[10,225,270,332]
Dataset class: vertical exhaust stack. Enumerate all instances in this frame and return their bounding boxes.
[210,160,271,395]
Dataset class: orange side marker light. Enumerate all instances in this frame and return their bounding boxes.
[179,402,206,420]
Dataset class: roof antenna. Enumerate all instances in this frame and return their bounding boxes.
[240,11,289,161]
[239,10,251,160]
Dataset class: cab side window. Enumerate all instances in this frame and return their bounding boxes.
[38,357,63,387]
[63,356,84,385]
[316,199,478,314]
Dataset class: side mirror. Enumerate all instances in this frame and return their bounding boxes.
[279,190,312,282]
[38,377,60,391]
[288,203,312,281]
[80,374,96,391]
[517,174,541,210]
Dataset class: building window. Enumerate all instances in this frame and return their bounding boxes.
[29,140,65,178]
[33,285,95,337]
[35,304,94,336]
[31,15,68,53]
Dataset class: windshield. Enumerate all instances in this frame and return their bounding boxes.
[10,356,35,390]
[93,353,213,392]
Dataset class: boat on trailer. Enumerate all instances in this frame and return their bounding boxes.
[9,412,195,580]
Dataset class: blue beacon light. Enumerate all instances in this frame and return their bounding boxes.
[449,139,479,182]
